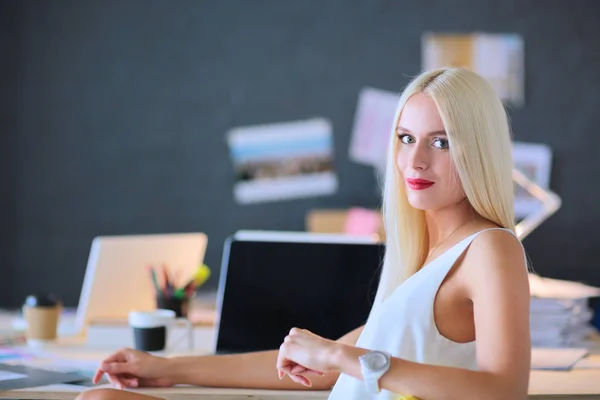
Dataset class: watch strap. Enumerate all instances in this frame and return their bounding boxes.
[364,374,381,393]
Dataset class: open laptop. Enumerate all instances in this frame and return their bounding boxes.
[213,231,384,354]
[75,232,208,335]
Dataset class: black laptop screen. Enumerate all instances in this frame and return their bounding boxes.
[214,238,384,354]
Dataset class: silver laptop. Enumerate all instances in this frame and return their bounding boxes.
[75,232,208,335]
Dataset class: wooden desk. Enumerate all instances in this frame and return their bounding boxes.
[3,308,600,399]
[3,369,600,400]
[0,385,328,400]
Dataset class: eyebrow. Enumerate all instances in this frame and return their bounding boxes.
[396,126,447,136]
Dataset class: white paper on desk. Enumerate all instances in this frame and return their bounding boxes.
[33,383,93,391]
[0,371,27,381]
[529,273,600,299]
[16,358,99,377]
[573,354,600,369]
[531,347,589,370]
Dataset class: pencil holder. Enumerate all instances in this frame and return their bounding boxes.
[156,295,190,318]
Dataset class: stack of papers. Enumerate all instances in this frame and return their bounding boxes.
[531,347,589,370]
[529,273,600,348]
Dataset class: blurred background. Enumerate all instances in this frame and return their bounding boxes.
[1,0,599,308]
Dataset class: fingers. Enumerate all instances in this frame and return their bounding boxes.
[278,365,313,387]
[290,364,324,377]
[105,374,139,390]
[303,370,325,377]
[277,360,320,387]
[101,361,133,375]
[290,364,306,375]
[289,327,314,336]
[289,327,304,336]
[276,342,292,373]
[121,377,139,388]
[98,360,137,389]
[288,373,312,387]
[276,353,301,381]
[277,359,296,377]
[93,348,132,384]
[92,368,104,384]
[277,328,322,387]
[106,374,126,390]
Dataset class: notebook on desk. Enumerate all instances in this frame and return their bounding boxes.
[0,363,87,390]
[213,231,384,354]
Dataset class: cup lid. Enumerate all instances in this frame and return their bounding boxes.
[24,294,61,308]
[129,309,176,328]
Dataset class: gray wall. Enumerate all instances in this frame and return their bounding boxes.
[5,0,600,307]
[0,1,18,305]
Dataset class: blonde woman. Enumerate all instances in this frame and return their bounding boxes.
[80,67,531,400]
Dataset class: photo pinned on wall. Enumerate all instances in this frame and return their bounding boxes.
[422,32,525,107]
[512,141,553,219]
[226,118,338,205]
[348,86,399,170]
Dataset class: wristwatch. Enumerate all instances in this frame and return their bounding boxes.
[358,350,392,393]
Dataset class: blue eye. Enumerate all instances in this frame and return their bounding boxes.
[398,134,415,144]
[433,138,449,149]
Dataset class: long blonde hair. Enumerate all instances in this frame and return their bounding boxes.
[373,67,516,306]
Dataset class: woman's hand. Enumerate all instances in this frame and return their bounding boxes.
[93,347,174,389]
[276,328,343,387]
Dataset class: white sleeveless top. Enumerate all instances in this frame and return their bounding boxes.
[328,228,516,400]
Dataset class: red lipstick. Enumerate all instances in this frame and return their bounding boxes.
[406,178,434,190]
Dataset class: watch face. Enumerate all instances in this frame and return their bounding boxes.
[364,351,389,371]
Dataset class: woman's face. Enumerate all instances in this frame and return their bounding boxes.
[395,92,465,211]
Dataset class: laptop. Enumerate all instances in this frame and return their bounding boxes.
[213,231,384,354]
[75,232,208,335]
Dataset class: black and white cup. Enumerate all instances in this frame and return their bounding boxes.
[128,309,193,353]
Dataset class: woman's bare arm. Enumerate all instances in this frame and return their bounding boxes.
[167,324,365,390]
[329,230,531,400]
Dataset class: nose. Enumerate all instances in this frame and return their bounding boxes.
[408,142,429,171]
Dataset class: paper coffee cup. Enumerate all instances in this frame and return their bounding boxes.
[129,309,176,352]
[22,294,61,344]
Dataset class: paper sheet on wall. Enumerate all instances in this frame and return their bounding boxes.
[422,32,525,106]
[348,87,399,168]
[227,118,338,204]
